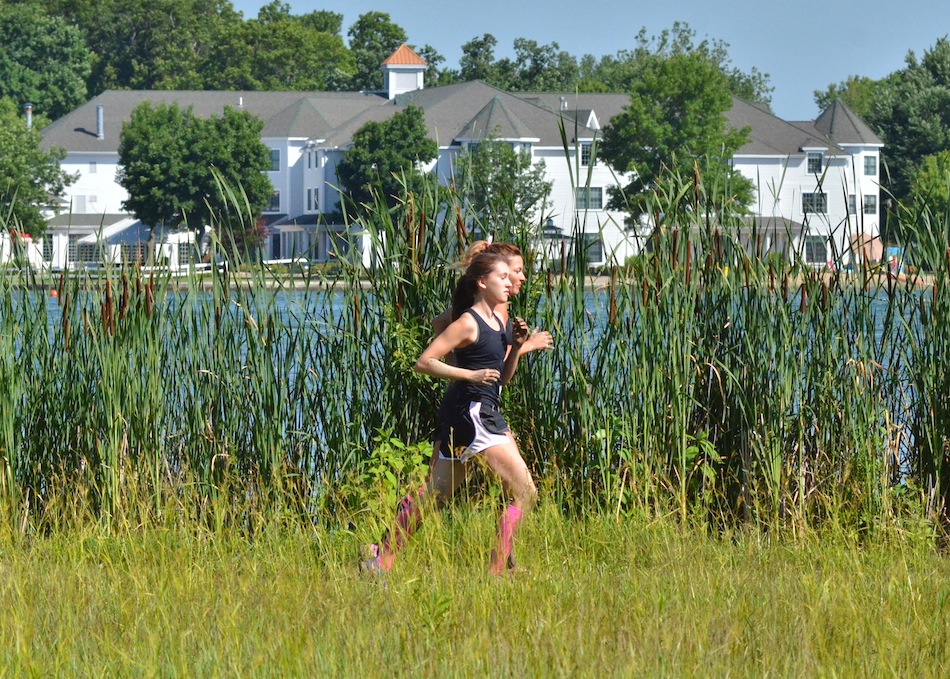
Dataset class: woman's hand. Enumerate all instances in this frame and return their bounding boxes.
[511,317,530,347]
[469,368,501,385]
[522,328,553,353]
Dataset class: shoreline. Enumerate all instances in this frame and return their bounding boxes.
[3,270,936,293]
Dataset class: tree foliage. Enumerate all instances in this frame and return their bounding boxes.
[232,2,353,91]
[453,138,552,232]
[459,34,501,84]
[813,75,881,120]
[38,0,246,93]
[503,39,580,92]
[599,52,753,220]
[335,105,438,212]
[910,150,950,217]
[116,101,272,230]
[456,23,770,103]
[864,38,950,205]
[347,12,408,92]
[0,4,93,120]
[0,97,74,236]
[413,44,454,89]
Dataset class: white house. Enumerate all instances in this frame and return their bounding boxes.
[728,97,884,266]
[35,44,882,270]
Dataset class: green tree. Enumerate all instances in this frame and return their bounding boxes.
[295,8,344,35]
[864,38,950,205]
[506,39,579,92]
[234,2,353,90]
[813,75,881,119]
[42,0,245,93]
[599,52,754,220]
[413,44,454,89]
[453,137,552,232]
[460,34,501,84]
[335,105,438,212]
[347,12,408,91]
[910,150,950,216]
[0,97,75,236]
[578,23,772,105]
[117,101,272,231]
[0,4,93,120]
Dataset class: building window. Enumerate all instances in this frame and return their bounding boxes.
[67,235,80,264]
[269,149,280,172]
[576,187,603,210]
[802,192,827,214]
[864,155,877,176]
[307,151,312,169]
[580,142,592,167]
[312,188,319,212]
[178,242,195,267]
[803,236,827,265]
[848,195,856,215]
[265,191,280,212]
[42,237,53,262]
[578,233,604,264]
[863,194,877,215]
[306,188,312,212]
[807,152,823,174]
[89,161,97,173]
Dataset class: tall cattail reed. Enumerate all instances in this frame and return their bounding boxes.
[0,159,947,537]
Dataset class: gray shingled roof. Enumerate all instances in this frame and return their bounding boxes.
[456,96,538,141]
[39,90,386,153]
[397,81,565,146]
[813,100,883,145]
[728,97,844,156]
[47,213,131,228]
[40,84,879,160]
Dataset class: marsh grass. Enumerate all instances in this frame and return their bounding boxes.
[3,164,950,672]
[0,504,948,676]
[0,159,949,536]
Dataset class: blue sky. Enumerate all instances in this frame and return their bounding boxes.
[231,0,950,121]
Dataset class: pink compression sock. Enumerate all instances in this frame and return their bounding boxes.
[377,486,425,571]
[489,504,523,575]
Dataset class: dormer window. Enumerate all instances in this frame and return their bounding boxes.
[807,152,823,174]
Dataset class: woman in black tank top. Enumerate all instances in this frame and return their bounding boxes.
[362,251,538,577]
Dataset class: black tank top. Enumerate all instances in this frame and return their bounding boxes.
[448,308,509,407]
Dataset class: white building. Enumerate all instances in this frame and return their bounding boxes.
[35,44,882,270]
[729,97,884,266]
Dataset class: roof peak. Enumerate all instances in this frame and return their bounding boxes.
[814,99,883,145]
[381,44,426,67]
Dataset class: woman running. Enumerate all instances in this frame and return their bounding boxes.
[364,251,539,575]
[433,241,553,355]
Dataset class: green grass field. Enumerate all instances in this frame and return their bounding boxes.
[1,503,948,677]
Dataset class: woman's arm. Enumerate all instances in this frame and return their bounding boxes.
[414,314,500,385]
[500,317,529,385]
[518,327,554,356]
